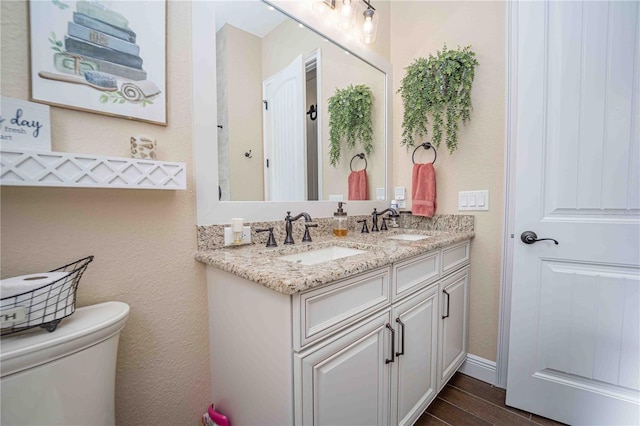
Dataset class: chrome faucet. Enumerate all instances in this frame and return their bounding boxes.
[284,211,313,244]
[371,208,398,232]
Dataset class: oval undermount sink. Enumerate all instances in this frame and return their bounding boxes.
[277,246,367,266]
[386,234,431,241]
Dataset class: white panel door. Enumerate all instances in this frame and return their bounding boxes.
[263,55,306,201]
[507,1,640,424]
[391,284,439,426]
[297,309,392,426]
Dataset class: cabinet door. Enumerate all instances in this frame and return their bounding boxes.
[295,310,392,426]
[437,267,469,390]
[391,284,439,426]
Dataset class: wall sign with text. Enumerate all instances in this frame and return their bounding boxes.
[0,96,52,152]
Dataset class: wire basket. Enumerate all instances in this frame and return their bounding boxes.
[0,256,94,336]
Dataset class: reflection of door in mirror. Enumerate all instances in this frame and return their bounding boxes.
[262,53,322,201]
[262,55,306,201]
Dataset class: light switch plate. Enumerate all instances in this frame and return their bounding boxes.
[376,187,385,200]
[394,186,406,200]
[329,194,344,201]
[224,226,252,246]
[458,190,489,211]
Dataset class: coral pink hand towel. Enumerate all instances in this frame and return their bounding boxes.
[348,169,369,200]
[412,163,437,217]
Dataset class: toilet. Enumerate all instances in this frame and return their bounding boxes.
[0,301,130,426]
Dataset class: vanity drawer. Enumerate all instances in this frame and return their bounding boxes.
[392,250,440,300]
[441,240,470,275]
[293,266,391,351]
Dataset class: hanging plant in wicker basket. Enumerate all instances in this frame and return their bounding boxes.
[398,44,478,154]
[328,84,374,167]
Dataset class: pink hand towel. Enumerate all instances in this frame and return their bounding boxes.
[412,163,437,217]
[348,169,369,200]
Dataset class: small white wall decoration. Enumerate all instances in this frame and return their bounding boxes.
[0,149,186,190]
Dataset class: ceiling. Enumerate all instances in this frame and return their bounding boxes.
[214,1,289,38]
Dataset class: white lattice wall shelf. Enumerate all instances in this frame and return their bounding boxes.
[0,149,186,190]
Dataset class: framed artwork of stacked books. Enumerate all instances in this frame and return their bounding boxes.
[29,0,167,126]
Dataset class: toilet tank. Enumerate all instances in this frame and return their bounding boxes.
[0,301,130,426]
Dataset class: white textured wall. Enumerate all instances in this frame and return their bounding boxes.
[0,1,211,424]
[390,1,506,361]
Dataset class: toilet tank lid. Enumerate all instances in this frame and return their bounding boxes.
[1,301,130,377]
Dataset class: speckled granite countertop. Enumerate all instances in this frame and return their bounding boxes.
[195,228,474,295]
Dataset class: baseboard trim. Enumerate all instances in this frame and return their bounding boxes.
[459,354,497,386]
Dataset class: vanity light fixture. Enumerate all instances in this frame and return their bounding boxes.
[310,0,379,45]
[311,0,335,14]
[360,1,378,45]
[338,0,359,30]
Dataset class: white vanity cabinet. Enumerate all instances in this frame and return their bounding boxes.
[437,266,470,390]
[294,309,393,425]
[205,239,470,426]
[390,282,439,426]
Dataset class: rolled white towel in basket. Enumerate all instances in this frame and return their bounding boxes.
[1,272,72,328]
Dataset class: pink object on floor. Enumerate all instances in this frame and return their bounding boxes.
[208,404,230,426]
[412,163,437,217]
[348,169,369,200]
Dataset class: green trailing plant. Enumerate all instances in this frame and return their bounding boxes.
[398,44,478,154]
[327,84,374,167]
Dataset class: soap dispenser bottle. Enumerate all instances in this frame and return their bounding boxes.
[333,202,348,237]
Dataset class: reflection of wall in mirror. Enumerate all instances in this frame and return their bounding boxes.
[216,26,230,201]
[217,24,264,201]
[262,19,386,201]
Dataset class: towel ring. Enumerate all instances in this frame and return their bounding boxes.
[412,142,437,164]
[350,153,367,171]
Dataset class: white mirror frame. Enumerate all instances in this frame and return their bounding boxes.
[192,0,393,225]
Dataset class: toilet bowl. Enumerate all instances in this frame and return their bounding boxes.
[0,301,130,426]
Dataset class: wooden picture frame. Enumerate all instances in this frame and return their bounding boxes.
[29,0,167,126]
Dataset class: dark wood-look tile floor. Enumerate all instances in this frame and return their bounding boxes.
[416,373,567,426]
